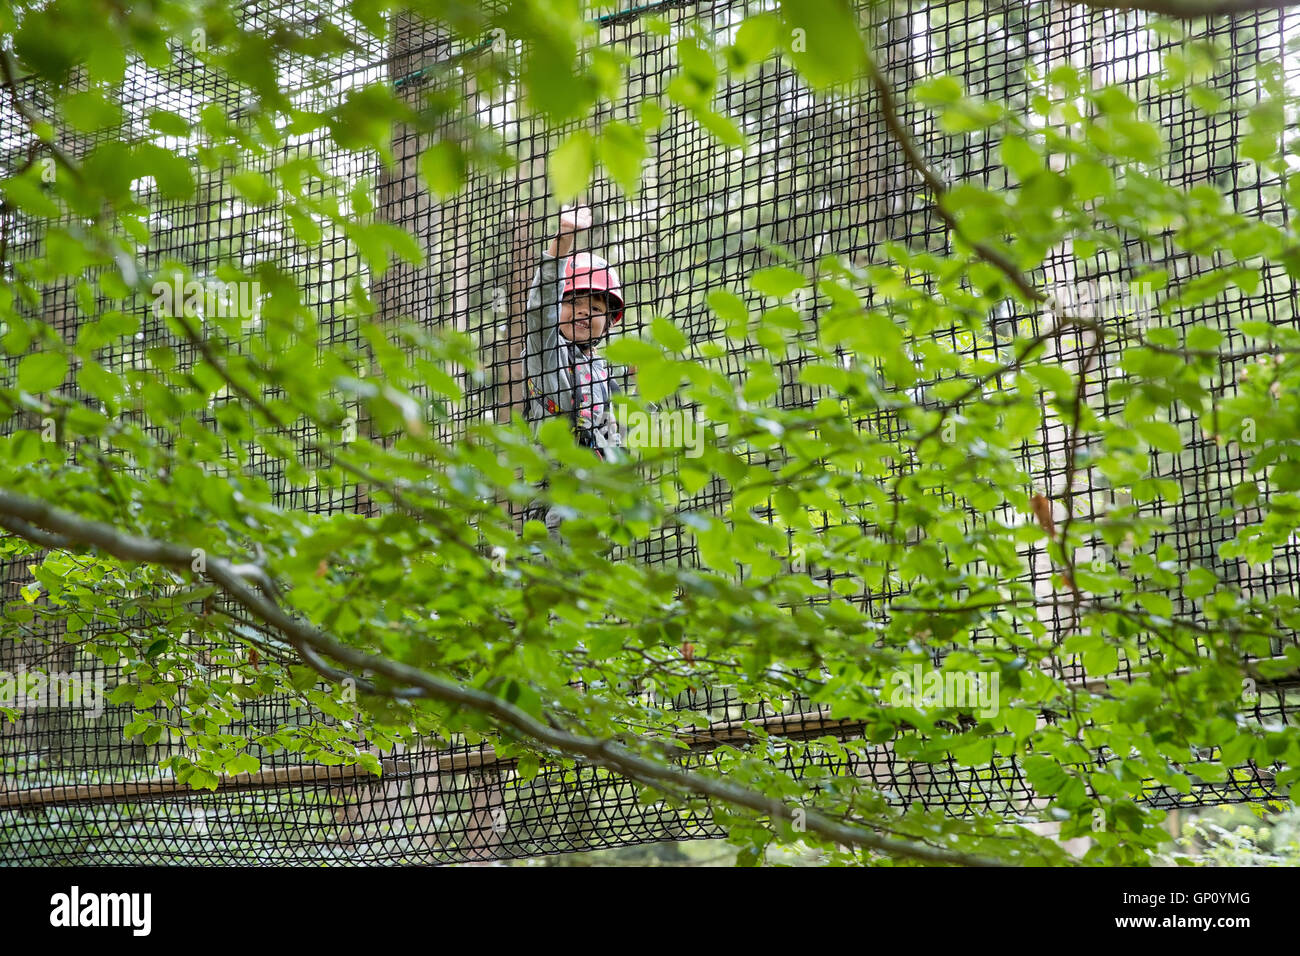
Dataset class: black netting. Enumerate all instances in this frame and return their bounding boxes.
[0,0,1295,864]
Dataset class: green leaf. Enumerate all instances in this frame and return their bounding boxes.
[60,90,124,132]
[76,362,123,409]
[672,37,716,104]
[636,357,682,403]
[85,33,126,84]
[1067,159,1114,201]
[1231,481,1259,508]
[727,14,781,73]
[1184,567,1218,599]
[551,130,596,201]
[778,0,866,90]
[708,289,749,323]
[1023,755,1071,796]
[916,76,963,106]
[651,317,689,352]
[134,143,195,200]
[606,338,664,365]
[1000,135,1042,180]
[525,35,595,122]
[81,142,134,202]
[17,351,68,393]
[598,121,646,196]
[1185,325,1223,351]
[231,170,277,205]
[1003,707,1037,740]
[1133,420,1183,454]
[751,266,806,298]
[420,140,467,199]
[146,109,192,137]
[1082,645,1119,677]
[347,222,424,277]
[693,107,746,148]
[1,173,61,218]
[516,753,540,782]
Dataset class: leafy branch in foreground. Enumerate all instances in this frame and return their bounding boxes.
[2,0,1298,867]
[0,488,1013,866]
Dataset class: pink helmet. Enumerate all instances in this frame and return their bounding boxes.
[562,253,624,324]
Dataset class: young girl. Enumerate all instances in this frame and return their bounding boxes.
[521,205,625,536]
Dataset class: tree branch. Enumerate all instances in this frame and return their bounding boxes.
[0,487,1009,866]
[0,48,85,184]
[866,56,1044,305]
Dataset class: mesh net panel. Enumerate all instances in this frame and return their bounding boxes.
[0,0,1295,864]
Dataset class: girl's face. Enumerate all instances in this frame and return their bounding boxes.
[559,291,610,346]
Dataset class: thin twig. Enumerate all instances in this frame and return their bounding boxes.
[866,55,1044,304]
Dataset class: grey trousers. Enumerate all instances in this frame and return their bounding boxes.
[522,500,566,542]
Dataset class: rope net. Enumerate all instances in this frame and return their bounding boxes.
[0,0,1296,863]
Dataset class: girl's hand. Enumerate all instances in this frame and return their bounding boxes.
[558,204,592,235]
